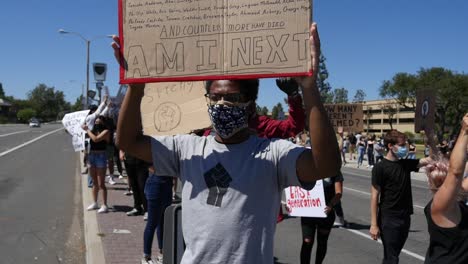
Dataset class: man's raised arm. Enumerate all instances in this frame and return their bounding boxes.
[296,23,341,183]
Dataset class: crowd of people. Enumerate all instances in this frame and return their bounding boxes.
[74,21,468,264]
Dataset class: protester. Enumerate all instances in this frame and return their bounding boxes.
[83,115,111,213]
[369,129,431,264]
[142,167,174,264]
[349,133,357,160]
[337,131,347,166]
[114,23,341,264]
[300,171,343,264]
[121,150,150,217]
[374,137,385,164]
[423,114,468,264]
[367,135,375,168]
[202,77,307,223]
[407,139,417,159]
[357,136,366,168]
[437,140,449,157]
[83,100,108,185]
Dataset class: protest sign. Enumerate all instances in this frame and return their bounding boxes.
[119,0,312,83]
[324,104,364,133]
[415,89,436,133]
[141,81,211,136]
[62,110,90,152]
[284,180,326,218]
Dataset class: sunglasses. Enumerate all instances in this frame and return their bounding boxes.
[204,93,246,105]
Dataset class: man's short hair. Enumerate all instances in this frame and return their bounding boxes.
[205,79,259,101]
[384,129,406,147]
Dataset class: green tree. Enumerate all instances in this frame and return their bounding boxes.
[379,67,468,140]
[256,105,269,116]
[332,87,348,103]
[383,100,397,130]
[271,102,284,120]
[17,108,37,123]
[353,89,366,103]
[0,82,4,98]
[316,54,333,103]
[71,95,85,112]
[27,84,71,121]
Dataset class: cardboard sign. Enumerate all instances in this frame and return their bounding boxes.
[119,0,312,83]
[415,89,436,133]
[284,180,326,218]
[62,110,90,152]
[141,82,211,136]
[324,104,364,133]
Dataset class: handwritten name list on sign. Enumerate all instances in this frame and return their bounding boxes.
[119,0,312,83]
[324,104,364,133]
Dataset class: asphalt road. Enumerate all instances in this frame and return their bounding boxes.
[0,124,85,264]
[273,166,432,264]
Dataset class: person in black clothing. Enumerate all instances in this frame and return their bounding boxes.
[369,129,431,264]
[82,116,111,213]
[349,133,357,160]
[121,150,150,217]
[300,172,343,264]
[423,114,468,264]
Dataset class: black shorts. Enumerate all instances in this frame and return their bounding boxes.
[301,212,336,238]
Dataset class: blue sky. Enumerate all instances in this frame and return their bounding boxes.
[0,1,467,110]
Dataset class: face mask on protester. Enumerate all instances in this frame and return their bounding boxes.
[393,145,408,159]
[207,102,250,139]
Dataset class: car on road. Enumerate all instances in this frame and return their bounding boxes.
[29,118,41,128]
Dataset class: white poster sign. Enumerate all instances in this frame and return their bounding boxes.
[62,110,90,152]
[284,180,327,218]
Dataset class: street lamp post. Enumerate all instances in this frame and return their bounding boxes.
[58,29,112,109]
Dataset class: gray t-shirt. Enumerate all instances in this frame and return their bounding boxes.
[150,135,309,264]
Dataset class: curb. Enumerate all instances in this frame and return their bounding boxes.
[79,152,106,264]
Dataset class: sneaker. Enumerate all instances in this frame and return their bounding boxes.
[335,216,345,227]
[118,174,124,179]
[108,177,117,185]
[97,205,108,213]
[124,189,133,196]
[366,165,370,168]
[143,212,148,221]
[155,255,163,264]
[141,257,155,264]
[126,208,142,216]
[87,203,99,211]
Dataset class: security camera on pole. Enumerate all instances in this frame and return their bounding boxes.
[93,63,107,104]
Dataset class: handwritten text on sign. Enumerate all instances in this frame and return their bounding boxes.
[120,0,312,82]
[284,180,326,218]
[140,82,211,136]
[62,110,90,152]
[324,104,364,133]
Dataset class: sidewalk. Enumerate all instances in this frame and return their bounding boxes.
[79,154,170,264]
[79,152,429,263]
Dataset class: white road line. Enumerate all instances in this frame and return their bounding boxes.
[344,187,425,210]
[341,227,425,261]
[0,130,29,137]
[0,127,63,158]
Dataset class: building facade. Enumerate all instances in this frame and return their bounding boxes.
[362,98,415,135]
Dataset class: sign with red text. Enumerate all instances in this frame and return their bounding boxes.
[324,104,364,133]
[119,0,312,83]
[284,180,326,218]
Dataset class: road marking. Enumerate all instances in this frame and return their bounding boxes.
[344,187,425,210]
[0,127,63,158]
[341,227,425,261]
[0,130,29,137]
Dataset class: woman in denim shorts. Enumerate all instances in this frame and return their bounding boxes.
[82,116,111,213]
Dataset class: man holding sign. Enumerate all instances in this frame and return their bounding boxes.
[114,23,340,264]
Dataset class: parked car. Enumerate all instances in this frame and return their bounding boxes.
[29,118,40,127]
